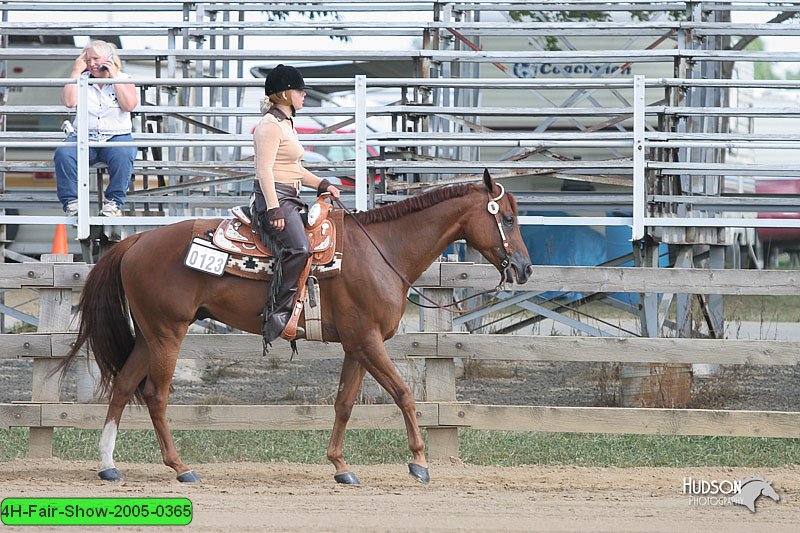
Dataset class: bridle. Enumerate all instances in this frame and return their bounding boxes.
[486,183,512,272]
[330,185,515,314]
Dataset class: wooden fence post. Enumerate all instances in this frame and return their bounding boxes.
[622,242,691,407]
[29,253,73,458]
[421,287,459,461]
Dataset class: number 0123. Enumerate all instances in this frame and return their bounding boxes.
[184,239,229,276]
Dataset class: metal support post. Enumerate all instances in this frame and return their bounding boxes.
[632,75,646,241]
[76,75,90,240]
[354,75,368,211]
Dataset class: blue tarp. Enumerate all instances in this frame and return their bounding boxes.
[522,225,607,267]
[520,214,667,306]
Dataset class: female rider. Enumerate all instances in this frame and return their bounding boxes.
[252,64,340,345]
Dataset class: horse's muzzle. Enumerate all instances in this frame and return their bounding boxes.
[503,253,532,285]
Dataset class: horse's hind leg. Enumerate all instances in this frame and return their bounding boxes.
[98,338,149,482]
[141,338,199,482]
[327,354,366,485]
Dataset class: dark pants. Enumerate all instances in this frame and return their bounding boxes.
[253,183,310,344]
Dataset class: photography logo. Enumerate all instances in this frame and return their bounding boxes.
[683,476,780,512]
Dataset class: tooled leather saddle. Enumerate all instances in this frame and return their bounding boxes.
[190,197,343,282]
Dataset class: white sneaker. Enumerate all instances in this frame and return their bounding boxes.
[65,200,79,217]
[100,201,123,217]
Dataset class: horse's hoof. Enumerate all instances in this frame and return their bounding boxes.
[408,463,430,484]
[334,471,360,485]
[176,470,201,483]
[98,467,122,482]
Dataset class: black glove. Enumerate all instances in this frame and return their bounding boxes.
[259,206,284,230]
[267,206,284,223]
[317,179,332,196]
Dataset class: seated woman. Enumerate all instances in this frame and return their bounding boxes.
[54,39,138,217]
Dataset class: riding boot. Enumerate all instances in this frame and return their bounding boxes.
[261,245,309,344]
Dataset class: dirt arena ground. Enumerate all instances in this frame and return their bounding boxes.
[3,292,800,531]
[1,459,798,532]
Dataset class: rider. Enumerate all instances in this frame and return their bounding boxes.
[252,64,340,346]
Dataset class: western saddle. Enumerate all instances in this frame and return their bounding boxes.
[190,196,343,341]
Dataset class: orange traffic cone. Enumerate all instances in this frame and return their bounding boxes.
[51,224,69,255]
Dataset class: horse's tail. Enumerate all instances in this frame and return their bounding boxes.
[58,234,144,402]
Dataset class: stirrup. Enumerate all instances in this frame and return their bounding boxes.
[280,298,305,341]
[279,326,304,342]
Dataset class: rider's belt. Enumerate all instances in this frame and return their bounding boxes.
[276,179,302,194]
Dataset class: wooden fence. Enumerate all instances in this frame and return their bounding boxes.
[2,258,800,462]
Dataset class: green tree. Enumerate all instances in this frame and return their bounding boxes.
[745,38,779,80]
[264,9,348,42]
[510,9,684,51]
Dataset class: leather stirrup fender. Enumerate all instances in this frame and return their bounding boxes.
[280,255,314,341]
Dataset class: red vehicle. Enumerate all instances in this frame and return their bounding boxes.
[756,179,800,264]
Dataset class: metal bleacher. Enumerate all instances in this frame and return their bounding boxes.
[2,0,800,338]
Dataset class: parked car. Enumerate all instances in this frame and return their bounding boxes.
[756,179,800,266]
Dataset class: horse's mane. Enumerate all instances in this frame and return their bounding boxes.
[354,183,477,225]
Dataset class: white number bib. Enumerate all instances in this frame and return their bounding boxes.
[184,238,229,277]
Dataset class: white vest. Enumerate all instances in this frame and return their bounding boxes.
[70,71,133,140]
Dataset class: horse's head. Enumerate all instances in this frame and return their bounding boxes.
[761,483,781,502]
[462,170,532,284]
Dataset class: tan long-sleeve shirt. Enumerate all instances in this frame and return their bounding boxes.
[253,111,322,209]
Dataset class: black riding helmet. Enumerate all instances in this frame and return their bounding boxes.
[264,64,310,95]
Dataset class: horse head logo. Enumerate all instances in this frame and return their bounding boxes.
[730,476,780,513]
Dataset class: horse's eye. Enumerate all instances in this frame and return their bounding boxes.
[503,214,515,226]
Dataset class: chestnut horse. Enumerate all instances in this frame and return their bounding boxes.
[60,170,532,484]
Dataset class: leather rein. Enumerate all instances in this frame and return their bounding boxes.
[330,186,513,315]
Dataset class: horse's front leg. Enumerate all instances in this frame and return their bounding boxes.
[327,353,366,485]
[350,336,430,484]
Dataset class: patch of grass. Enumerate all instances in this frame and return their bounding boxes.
[198,393,235,405]
[0,428,414,464]
[688,367,745,409]
[203,361,243,384]
[1,428,798,467]
[724,295,800,322]
[462,359,516,380]
[4,323,37,334]
[591,362,620,407]
[459,431,800,467]
[0,428,29,461]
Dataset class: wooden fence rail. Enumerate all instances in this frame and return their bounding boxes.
[5,261,800,295]
[1,260,799,463]
[3,333,800,366]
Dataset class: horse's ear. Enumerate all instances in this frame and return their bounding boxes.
[482,168,493,192]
